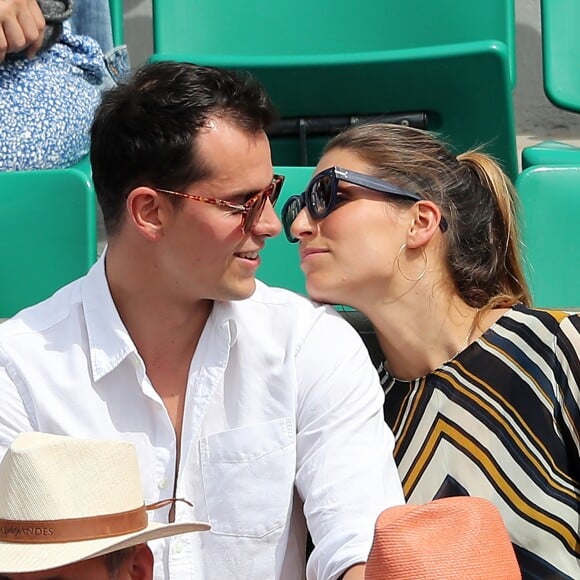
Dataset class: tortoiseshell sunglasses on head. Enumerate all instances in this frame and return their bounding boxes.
[156,174,285,234]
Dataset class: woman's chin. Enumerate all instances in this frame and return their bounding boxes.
[305,280,339,305]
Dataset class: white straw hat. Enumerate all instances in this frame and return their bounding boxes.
[0,432,210,573]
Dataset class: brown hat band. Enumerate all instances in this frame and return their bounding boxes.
[0,505,148,544]
[0,498,192,544]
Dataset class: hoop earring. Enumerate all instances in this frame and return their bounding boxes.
[396,243,427,282]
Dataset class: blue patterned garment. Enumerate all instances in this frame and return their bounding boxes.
[0,23,106,171]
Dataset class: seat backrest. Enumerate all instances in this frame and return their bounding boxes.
[519,1,580,171]
[152,0,515,81]
[515,166,580,309]
[150,0,517,178]
[0,168,97,318]
[541,0,580,113]
[521,140,580,170]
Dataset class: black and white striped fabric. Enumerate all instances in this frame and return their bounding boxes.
[379,305,580,579]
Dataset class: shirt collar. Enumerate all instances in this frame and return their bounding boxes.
[80,252,243,382]
[211,300,239,345]
[210,280,271,345]
[81,252,139,382]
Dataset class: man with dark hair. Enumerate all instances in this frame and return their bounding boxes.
[0,61,404,579]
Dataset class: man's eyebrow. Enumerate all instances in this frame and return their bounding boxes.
[227,189,262,203]
[226,178,275,202]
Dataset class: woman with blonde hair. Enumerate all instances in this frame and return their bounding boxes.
[282,123,579,579]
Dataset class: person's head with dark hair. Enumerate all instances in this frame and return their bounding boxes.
[283,122,531,379]
[91,61,277,237]
[90,60,284,309]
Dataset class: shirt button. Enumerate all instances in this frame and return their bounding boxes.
[157,478,168,490]
[174,541,183,553]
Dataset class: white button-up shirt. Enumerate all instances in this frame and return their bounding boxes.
[0,256,404,579]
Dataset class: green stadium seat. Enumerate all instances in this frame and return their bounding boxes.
[0,167,97,318]
[521,0,580,168]
[515,166,580,309]
[150,0,518,178]
[521,140,580,170]
[541,0,580,114]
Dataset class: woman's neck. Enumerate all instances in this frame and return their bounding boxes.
[363,292,485,381]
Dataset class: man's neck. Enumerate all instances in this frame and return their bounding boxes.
[104,246,214,478]
[104,243,213,364]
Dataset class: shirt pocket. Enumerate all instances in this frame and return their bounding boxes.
[199,417,296,538]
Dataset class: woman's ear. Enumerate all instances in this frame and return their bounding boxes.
[405,200,444,249]
[125,187,170,242]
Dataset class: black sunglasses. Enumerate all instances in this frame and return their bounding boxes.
[281,166,447,243]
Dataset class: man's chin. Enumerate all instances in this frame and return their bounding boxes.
[219,279,257,301]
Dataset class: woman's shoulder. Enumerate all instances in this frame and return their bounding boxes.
[497,303,579,334]
[491,305,580,367]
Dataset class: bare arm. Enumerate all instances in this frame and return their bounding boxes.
[0,0,45,62]
[342,563,365,580]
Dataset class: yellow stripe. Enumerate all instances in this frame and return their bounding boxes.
[536,308,569,324]
[448,347,579,496]
[393,365,576,498]
[403,419,579,552]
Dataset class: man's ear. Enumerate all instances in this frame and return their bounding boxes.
[128,544,154,580]
[405,200,444,250]
[125,187,171,242]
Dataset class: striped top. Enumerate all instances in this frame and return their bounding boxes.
[379,305,580,579]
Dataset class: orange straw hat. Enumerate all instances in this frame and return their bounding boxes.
[365,497,521,580]
[0,432,210,574]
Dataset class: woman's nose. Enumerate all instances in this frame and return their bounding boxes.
[290,207,316,240]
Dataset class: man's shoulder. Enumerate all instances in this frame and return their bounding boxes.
[247,280,340,321]
[233,281,360,344]
[251,280,318,307]
[0,278,83,345]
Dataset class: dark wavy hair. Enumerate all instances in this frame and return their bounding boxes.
[90,61,276,236]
